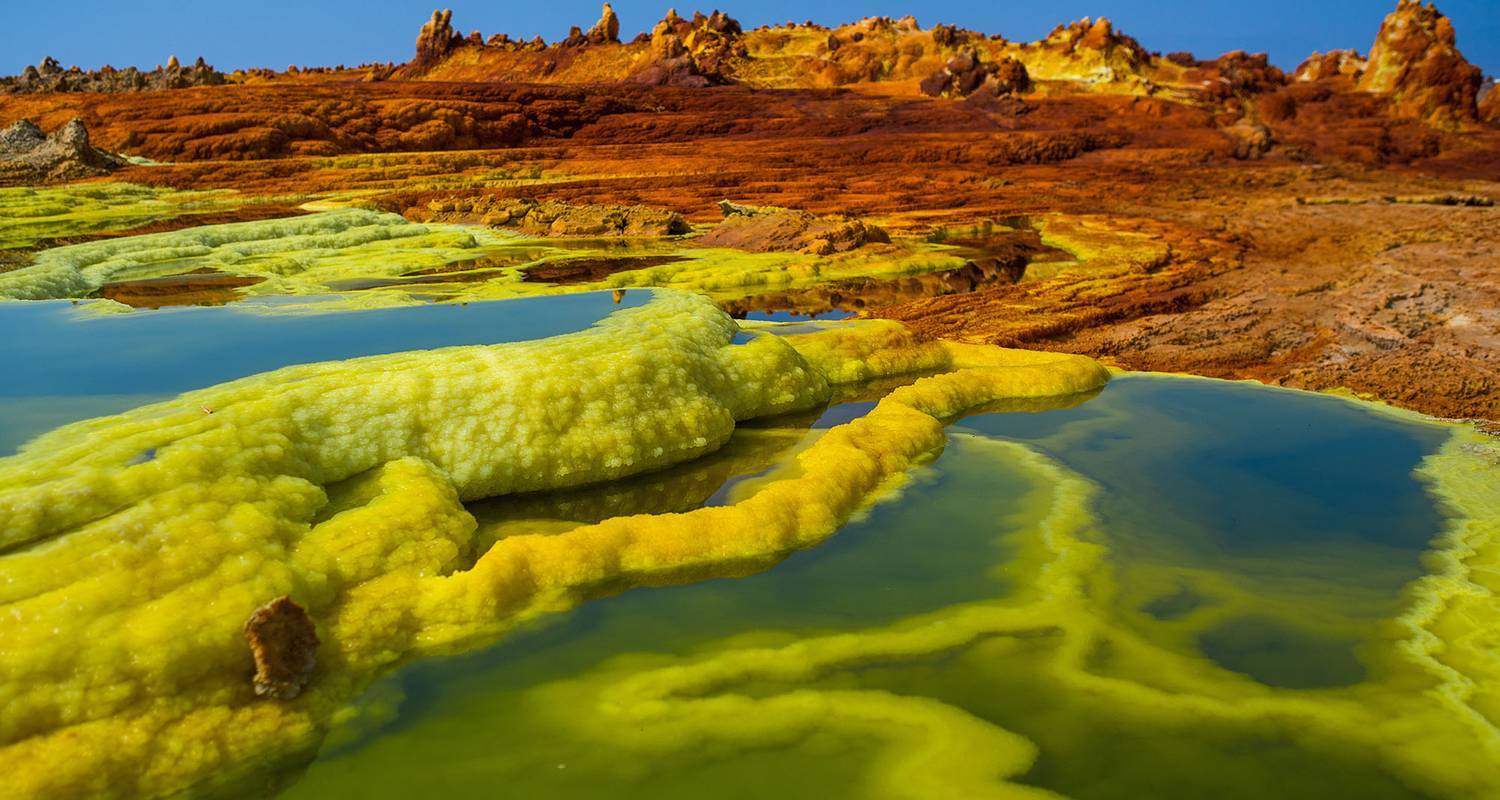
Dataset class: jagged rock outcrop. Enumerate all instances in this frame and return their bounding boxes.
[0,55,224,94]
[589,3,621,45]
[559,7,626,50]
[1357,0,1482,126]
[920,51,1030,98]
[1032,17,1150,84]
[628,9,746,86]
[1294,49,1367,82]
[421,196,690,237]
[410,9,465,71]
[700,201,890,255]
[0,118,123,183]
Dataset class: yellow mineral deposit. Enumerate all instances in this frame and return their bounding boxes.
[0,290,1109,798]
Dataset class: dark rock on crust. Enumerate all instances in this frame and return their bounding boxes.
[243,596,319,700]
[920,50,1030,99]
[421,196,691,237]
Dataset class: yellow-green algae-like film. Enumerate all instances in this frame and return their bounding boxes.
[0,289,1110,798]
[0,183,256,252]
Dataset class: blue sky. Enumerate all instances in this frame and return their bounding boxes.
[1,1,1495,77]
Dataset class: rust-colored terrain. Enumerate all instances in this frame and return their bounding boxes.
[3,0,1497,419]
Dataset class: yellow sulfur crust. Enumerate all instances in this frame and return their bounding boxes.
[0,290,1109,798]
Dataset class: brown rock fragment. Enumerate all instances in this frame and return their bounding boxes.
[243,595,319,700]
[701,201,889,254]
[920,51,1029,98]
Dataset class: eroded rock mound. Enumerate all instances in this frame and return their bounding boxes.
[0,55,224,94]
[0,118,122,183]
[1481,77,1499,124]
[422,196,690,237]
[628,9,746,86]
[1205,51,1287,102]
[1032,17,1151,84]
[1223,118,1274,159]
[1357,0,1482,126]
[700,201,890,255]
[920,50,1030,98]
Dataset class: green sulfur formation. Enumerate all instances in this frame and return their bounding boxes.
[0,190,978,307]
[0,290,1109,798]
[0,208,503,300]
[0,182,251,251]
[1028,213,1172,280]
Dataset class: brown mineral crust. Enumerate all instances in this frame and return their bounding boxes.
[873,214,1236,345]
[699,201,889,254]
[521,255,689,284]
[720,244,1039,318]
[1072,197,1500,420]
[0,82,672,161]
[243,596,319,700]
[97,269,267,308]
[873,170,1500,422]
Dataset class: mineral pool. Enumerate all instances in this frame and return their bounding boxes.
[1,290,1496,800]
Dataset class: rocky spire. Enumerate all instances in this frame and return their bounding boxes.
[588,3,621,45]
[1358,0,1482,126]
[413,9,463,67]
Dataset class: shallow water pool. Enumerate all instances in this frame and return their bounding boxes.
[274,374,1464,800]
[0,290,648,453]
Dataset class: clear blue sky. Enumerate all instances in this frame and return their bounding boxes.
[1,0,1495,77]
